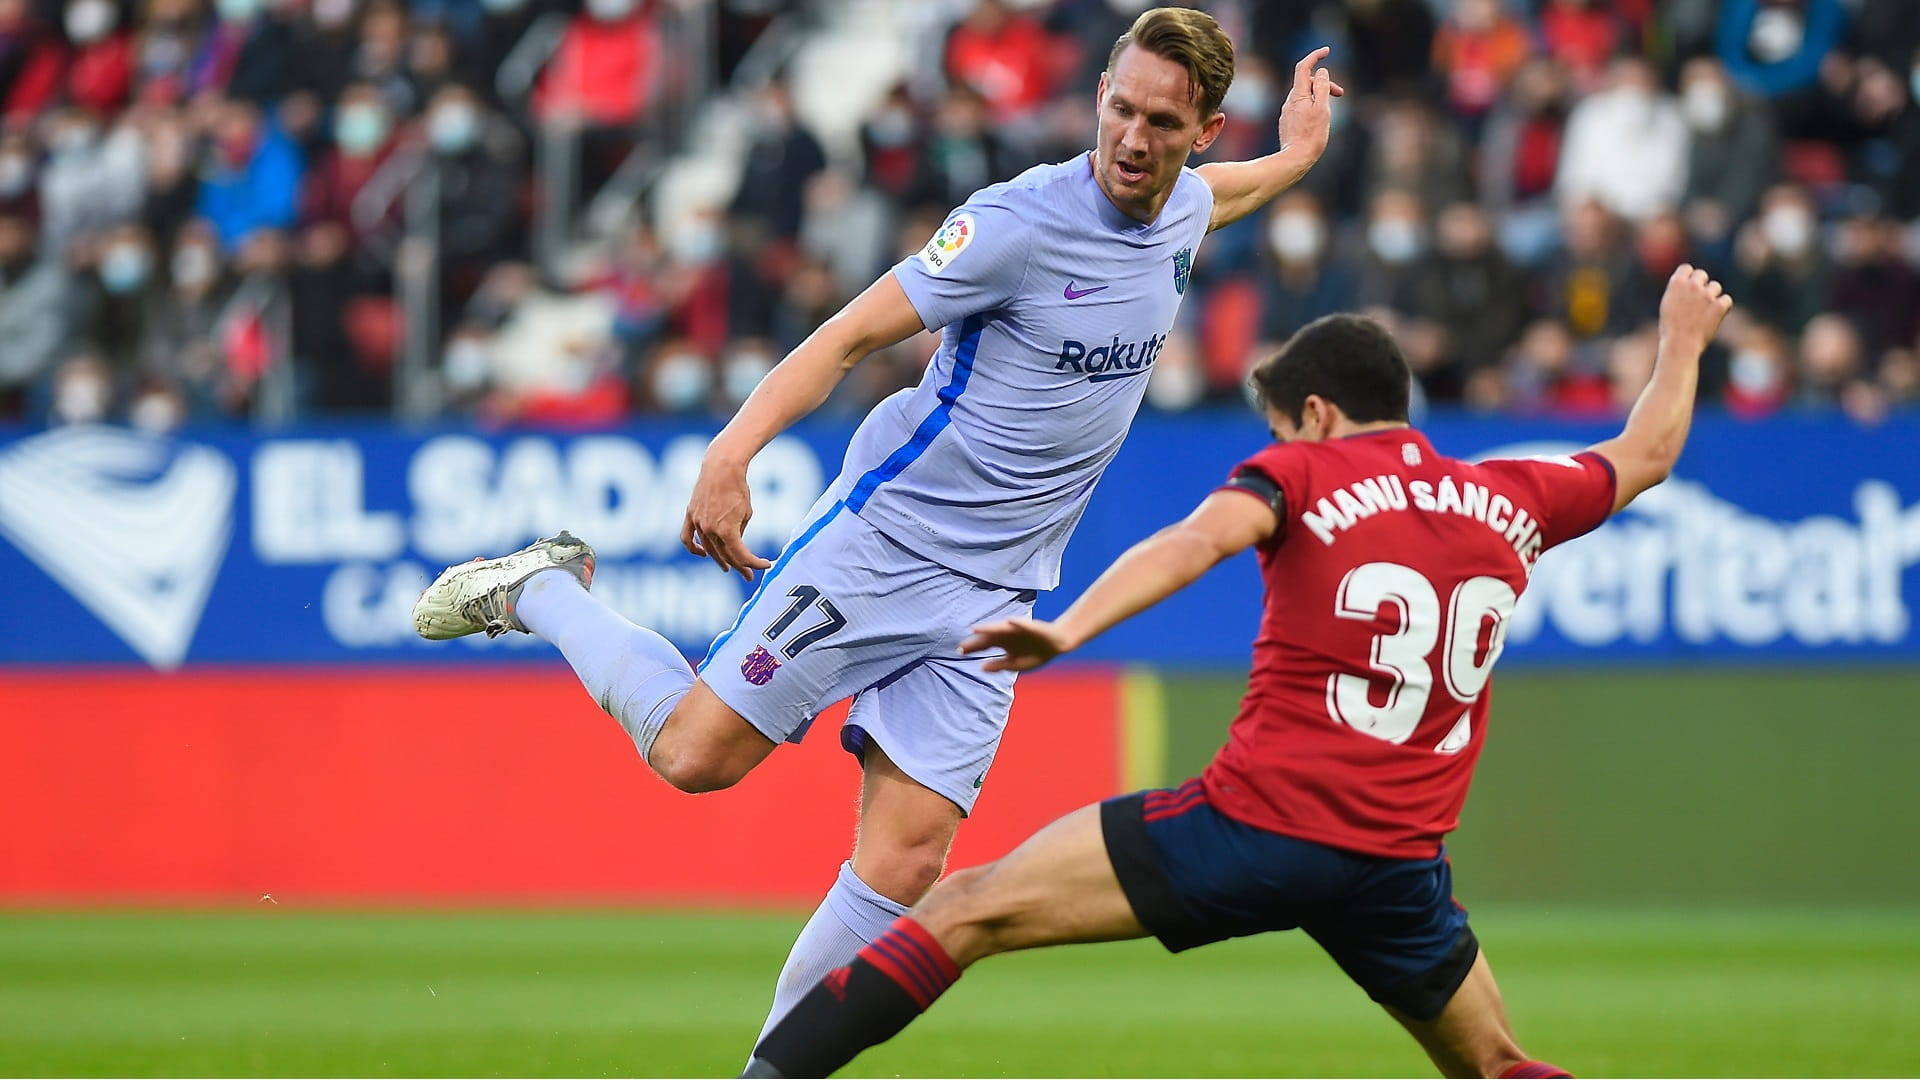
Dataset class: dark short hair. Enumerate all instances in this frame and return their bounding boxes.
[1106,7,1235,120]
[1249,314,1412,425]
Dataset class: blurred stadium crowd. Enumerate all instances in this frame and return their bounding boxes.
[2,0,1918,430]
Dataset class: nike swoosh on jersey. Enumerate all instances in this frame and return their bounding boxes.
[1063,282,1109,300]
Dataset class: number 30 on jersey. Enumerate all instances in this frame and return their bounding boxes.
[1326,561,1517,753]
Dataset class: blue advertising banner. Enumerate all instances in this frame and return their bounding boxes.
[2,413,1916,669]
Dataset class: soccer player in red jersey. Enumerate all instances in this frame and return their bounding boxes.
[740,266,1733,1080]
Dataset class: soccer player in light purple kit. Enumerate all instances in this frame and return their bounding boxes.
[412,7,1342,1045]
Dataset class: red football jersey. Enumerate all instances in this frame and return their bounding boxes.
[1202,429,1616,858]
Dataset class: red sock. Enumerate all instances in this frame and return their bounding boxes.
[856,917,962,1007]
[1500,1061,1573,1078]
[749,917,962,1076]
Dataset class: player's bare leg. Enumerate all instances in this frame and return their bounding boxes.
[745,802,1147,1077]
[416,541,781,793]
[850,743,962,900]
[753,742,963,1041]
[1387,950,1570,1078]
[644,681,777,792]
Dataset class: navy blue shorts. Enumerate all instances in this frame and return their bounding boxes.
[1101,779,1478,1022]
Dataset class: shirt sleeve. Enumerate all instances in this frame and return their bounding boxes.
[1485,450,1617,549]
[890,197,1033,332]
[1214,443,1304,545]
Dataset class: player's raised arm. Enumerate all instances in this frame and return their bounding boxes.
[682,274,925,579]
[961,489,1279,672]
[1195,47,1344,232]
[1587,265,1734,514]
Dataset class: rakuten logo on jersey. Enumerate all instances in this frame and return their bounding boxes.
[1055,333,1167,382]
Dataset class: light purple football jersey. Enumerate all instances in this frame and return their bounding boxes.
[822,153,1214,591]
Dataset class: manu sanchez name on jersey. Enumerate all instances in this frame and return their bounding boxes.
[1299,472,1552,571]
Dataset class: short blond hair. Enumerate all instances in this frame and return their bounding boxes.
[1105,7,1235,120]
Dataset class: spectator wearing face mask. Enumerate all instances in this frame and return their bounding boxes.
[132,0,209,105]
[641,337,714,415]
[730,75,826,247]
[1717,0,1846,98]
[70,222,162,370]
[63,0,134,112]
[1256,191,1355,348]
[1732,183,1830,334]
[1354,188,1432,318]
[0,214,69,415]
[142,222,236,415]
[1678,56,1779,258]
[1557,55,1690,225]
[1721,320,1795,417]
[300,83,398,248]
[195,97,304,252]
[43,351,116,426]
[424,84,523,308]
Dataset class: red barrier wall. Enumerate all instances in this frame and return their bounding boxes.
[0,667,1121,905]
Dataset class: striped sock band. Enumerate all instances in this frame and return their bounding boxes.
[854,918,961,1010]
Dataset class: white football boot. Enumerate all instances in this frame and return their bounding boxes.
[411,531,596,640]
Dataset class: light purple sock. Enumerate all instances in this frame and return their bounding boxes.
[515,569,693,761]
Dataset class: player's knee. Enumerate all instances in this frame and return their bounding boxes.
[855,838,948,903]
[648,737,751,794]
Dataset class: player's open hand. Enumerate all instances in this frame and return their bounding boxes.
[1657,263,1734,357]
[681,456,773,582]
[960,616,1076,673]
[1277,47,1345,164]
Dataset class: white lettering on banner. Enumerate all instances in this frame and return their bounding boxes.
[253,441,405,562]
[407,434,823,563]
[1472,443,1920,649]
[318,560,747,649]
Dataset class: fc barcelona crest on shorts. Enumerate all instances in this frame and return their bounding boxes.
[741,645,782,686]
[1172,247,1192,295]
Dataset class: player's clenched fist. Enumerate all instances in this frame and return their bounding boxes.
[1658,263,1734,357]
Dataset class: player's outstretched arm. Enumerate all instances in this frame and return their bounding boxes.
[682,274,926,579]
[961,490,1279,672]
[1195,47,1344,232]
[1587,264,1733,514]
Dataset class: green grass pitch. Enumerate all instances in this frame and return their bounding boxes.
[3,908,1917,1077]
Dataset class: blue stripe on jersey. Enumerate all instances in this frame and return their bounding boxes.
[845,314,987,513]
[696,500,845,674]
